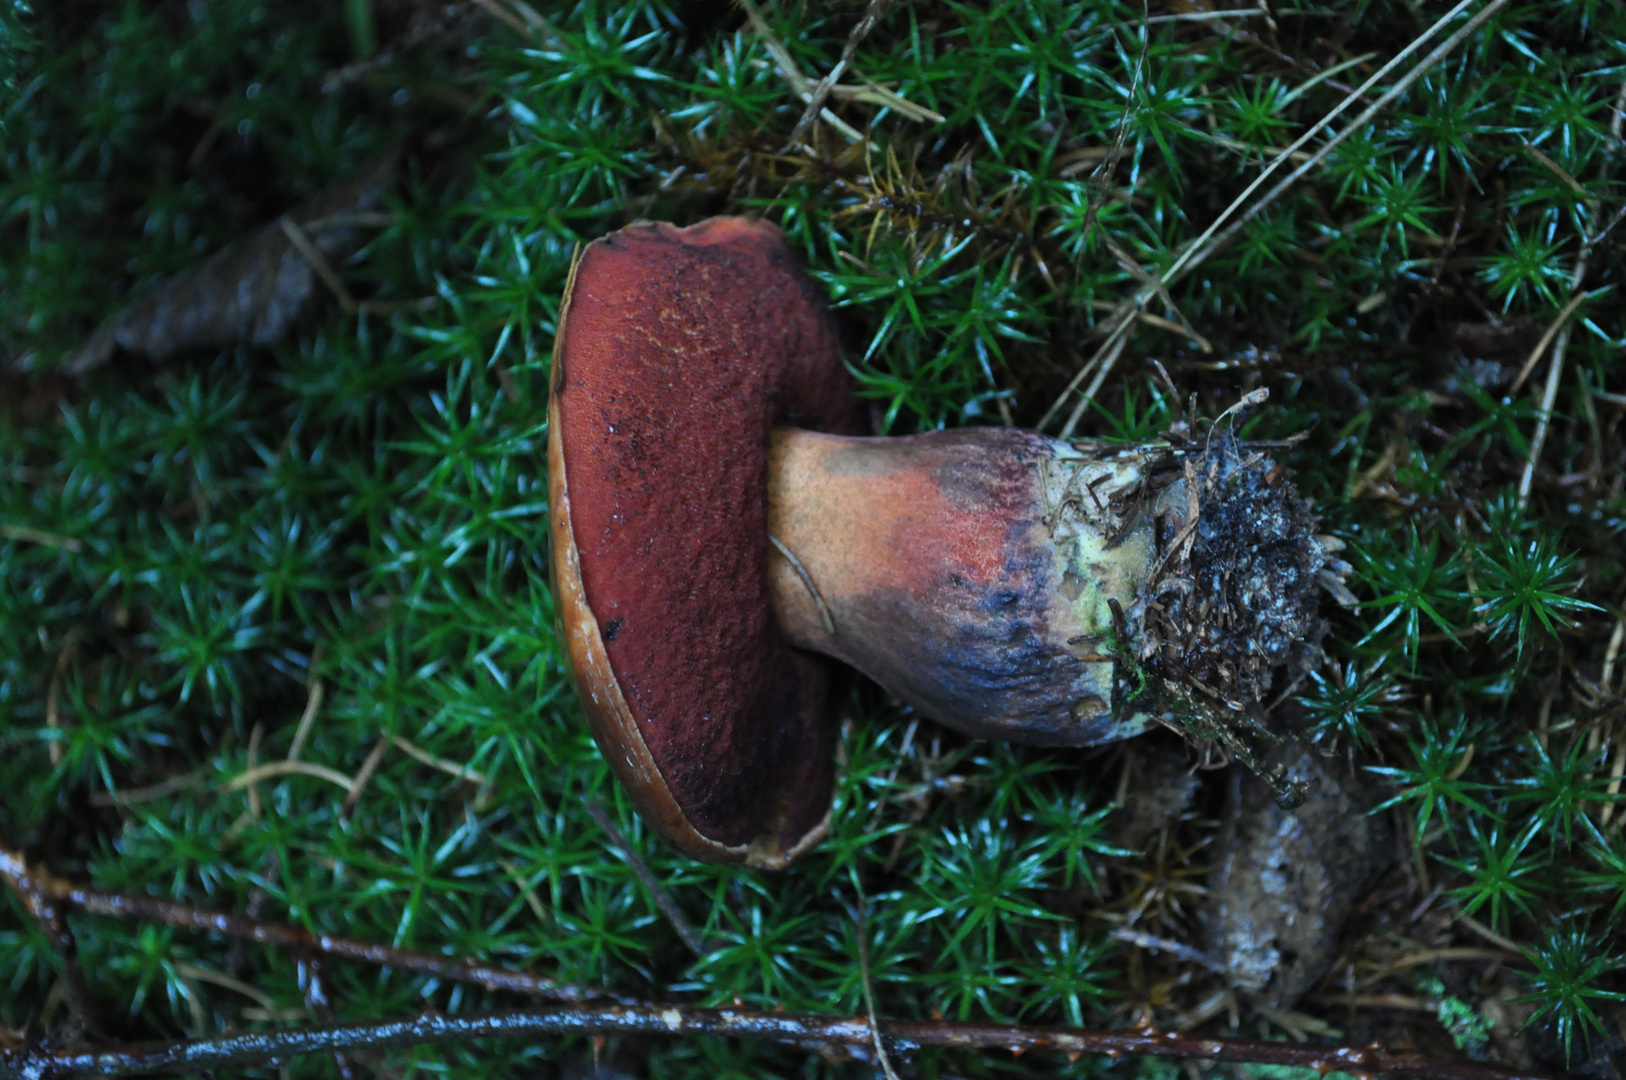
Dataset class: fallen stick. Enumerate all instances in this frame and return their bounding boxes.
[0,1002,1553,1080]
[0,845,1550,1080]
[0,845,615,1005]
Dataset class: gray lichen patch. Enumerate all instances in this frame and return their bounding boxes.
[1205,745,1391,1010]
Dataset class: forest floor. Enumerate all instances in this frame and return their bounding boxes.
[1,1,1624,1078]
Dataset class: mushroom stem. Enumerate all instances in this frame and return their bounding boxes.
[767,425,1339,763]
[548,216,1343,863]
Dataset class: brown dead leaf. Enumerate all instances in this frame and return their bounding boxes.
[64,152,399,375]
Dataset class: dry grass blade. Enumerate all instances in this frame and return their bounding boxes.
[342,736,391,817]
[1042,0,1507,433]
[1181,0,1513,281]
[1519,77,1626,504]
[0,523,82,551]
[223,760,357,792]
[787,0,893,147]
[389,735,489,785]
[1508,290,1589,396]
[90,768,209,808]
[287,678,325,763]
[854,894,903,1080]
[739,0,865,144]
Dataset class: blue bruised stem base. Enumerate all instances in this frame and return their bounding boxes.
[767,427,1346,805]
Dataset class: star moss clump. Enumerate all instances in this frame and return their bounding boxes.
[2,0,1624,1076]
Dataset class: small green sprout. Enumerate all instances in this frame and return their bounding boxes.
[1509,736,1623,849]
[1355,525,1468,662]
[1298,657,1394,753]
[1368,715,1495,843]
[1518,927,1626,1064]
[1441,818,1546,932]
[1471,535,1600,657]
[1417,976,1494,1056]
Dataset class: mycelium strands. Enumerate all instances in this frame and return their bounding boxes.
[768,425,1341,781]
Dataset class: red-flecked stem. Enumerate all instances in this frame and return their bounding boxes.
[0,1004,1554,1080]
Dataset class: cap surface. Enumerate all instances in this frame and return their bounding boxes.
[547,217,865,865]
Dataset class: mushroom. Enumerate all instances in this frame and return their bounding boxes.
[548,217,1344,868]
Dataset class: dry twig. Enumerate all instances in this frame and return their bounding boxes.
[0,845,614,1004]
[0,1001,1554,1080]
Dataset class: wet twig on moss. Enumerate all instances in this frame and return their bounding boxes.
[0,845,1552,1080]
[0,1001,1558,1080]
[4,855,101,1039]
[0,845,618,1005]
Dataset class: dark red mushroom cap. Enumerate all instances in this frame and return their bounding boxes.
[547,217,866,867]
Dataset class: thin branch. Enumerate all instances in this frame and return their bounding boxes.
[0,845,1550,1080]
[583,801,710,956]
[4,856,102,1039]
[0,845,615,1004]
[0,1001,1556,1080]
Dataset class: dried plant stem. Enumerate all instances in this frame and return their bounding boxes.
[786,0,892,148]
[1163,0,1504,293]
[281,217,360,312]
[0,1001,1556,1080]
[739,0,865,144]
[1043,0,1511,434]
[853,891,902,1080]
[1057,328,1133,438]
[584,801,710,956]
[7,859,101,1038]
[1518,77,1626,505]
[0,845,614,1004]
[1507,290,1588,395]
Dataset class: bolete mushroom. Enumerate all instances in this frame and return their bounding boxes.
[548,217,1345,868]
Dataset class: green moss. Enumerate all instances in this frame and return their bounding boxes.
[3,0,1626,1074]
